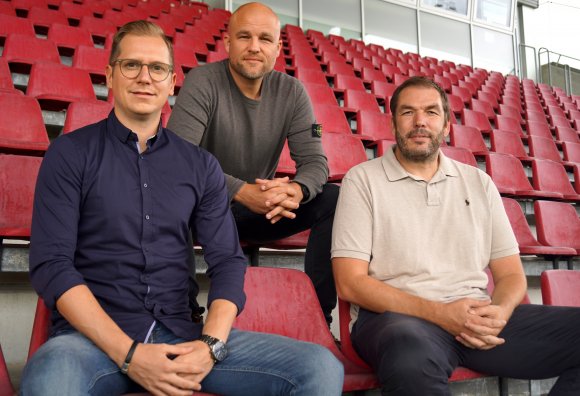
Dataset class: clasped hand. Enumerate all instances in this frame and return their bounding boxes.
[235,176,303,224]
[127,340,214,396]
[440,298,509,350]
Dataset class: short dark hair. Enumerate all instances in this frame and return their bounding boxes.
[109,20,174,67]
[389,76,450,125]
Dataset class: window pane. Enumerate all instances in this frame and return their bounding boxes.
[473,26,514,73]
[420,11,471,65]
[364,0,418,54]
[421,0,469,17]
[303,0,361,39]
[475,0,513,28]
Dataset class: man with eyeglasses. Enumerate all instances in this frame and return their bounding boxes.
[168,2,339,328]
[21,20,343,396]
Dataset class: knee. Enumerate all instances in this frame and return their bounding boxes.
[293,343,344,395]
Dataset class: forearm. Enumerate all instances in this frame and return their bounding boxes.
[201,299,238,341]
[56,285,133,368]
[489,255,527,319]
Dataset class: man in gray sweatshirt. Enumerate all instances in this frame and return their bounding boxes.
[168,2,338,325]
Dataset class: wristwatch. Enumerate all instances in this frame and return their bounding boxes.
[199,334,228,363]
[295,182,310,202]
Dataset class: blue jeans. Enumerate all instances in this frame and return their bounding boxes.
[20,324,344,396]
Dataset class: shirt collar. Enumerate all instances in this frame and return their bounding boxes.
[381,144,459,182]
[106,110,163,149]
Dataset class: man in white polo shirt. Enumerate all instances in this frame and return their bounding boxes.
[332,76,580,395]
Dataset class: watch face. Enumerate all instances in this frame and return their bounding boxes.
[212,341,228,362]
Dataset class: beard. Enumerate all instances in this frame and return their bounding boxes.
[395,127,445,163]
[230,58,270,80]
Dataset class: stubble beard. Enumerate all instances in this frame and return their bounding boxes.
[231,59,270,81]
[395,127,445,163]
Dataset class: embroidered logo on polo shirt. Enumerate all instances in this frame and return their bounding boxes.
[311,123,322,138]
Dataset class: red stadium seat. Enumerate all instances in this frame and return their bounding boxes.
[356,111,394,141]
[501,197,576,260]
[59,1,94,23]
[173,32,209,60]
[380,64,402,82]
[441,146,478,167]
[0,2,15,16]
[173,46,199,72]
[526,120,553,139]
[451,85,472,107]
[485,152,560,198]
[27,63,95,109]
[343,89,381,113]
[2,34,61,71]
[0,58,15,92]
[527,135,562,162]
[535,200,580,257]
[0,14,35,38]
[433,74,452,93]
[235,267,379,393]
[47,23,94,53]
[541,270,580,306]
[496,115,524,136]
[27,6,68,30]
[322,133,367,180]
[532,159,579,201]
[461,109,492,134]
[475,90,499,111]
[554,126,580,144]
[0,154,42,238]
[447,94,465,119]
[471,98,496,123]
[63,101,113,134]
[449,124,488,155]
[0,93,49,153]
[72,45,110,83]
[562,141,580,163]
[0,345,14,396]
[360,67,385,84]
[334,74,366,92]
[275,141,296,177]
[312,103,352,135]
[303,82,338,107]
[295,68,328,85]
[499,104,525,126]
[490,129,530,160]
[79,16,117,41]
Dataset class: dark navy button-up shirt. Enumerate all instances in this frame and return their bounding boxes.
[30,111,247,341]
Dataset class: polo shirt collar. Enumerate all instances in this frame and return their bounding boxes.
[381,144,459,182]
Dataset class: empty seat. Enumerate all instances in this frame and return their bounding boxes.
[323,133,367,181]
[2,34,61,71]
[63,101,113,133]
[343,90,381,113]
[433,74,452,92]
[440,146,478,167]
[27,6,68,29]
[528,135,562,162]
[303,82,338,107]
[47,23,94,53]
[79,16,117,41]
[0,154,43,238]
[461,109,492,134]
[295,68,328,85]
[490,129,530,160]
[380,64,402,82]
[447,94,465,119]
[0,58,14,92]
[541,270,580,306]
[173,46,199,72]
[531,159,580,201]
[562,141,580,163]
[360,67,386,84]
[475,91,499,111]
[0,14,35,38]
[59,1,94,23]
[0,93,49,153]
[471,98,496,123]
[452,85,472,106]
[312,103,352,135]
[485,152,560,198]
[499,104,525,125]
[496,115,524,136]
[555,126,580,144]
[525,109,550,125]
[173,32,209,60]
[356,111,393,142]
[527,120,553,139]
[27,63,95,109]
[370,81,396,103]
[501,197,576,259]
[334,74,366,92]
[535,200,580,256]
[449,124,488,155]
[71,45,109,83]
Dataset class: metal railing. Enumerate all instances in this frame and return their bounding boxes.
[537,47,580,95]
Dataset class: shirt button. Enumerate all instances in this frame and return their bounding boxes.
[139,155,144,160]
[145,215,150,220]
[143,183,148,188]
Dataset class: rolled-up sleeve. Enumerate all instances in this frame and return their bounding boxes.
[29,137,86,309]
[193,154,247,314]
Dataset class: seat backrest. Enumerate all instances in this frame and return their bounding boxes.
[0,93,49,153]
[295,67,327,85]
[334,74,366,91]
[440,146,478,167]
[541,270,580,306]
[302,82,338,107]
[28,6,68,27]
[532,159,577,197]
[47,23,94,50]
[526,120,553,139]
[234,267,338,352]
[501,197,543,248]
[0,344,14,396]
[451,85,472,106]
[485,152,534,193]
[360,67,385,83]
[322,133,367,181]
[0,58,14,91]
[0,154,42,238]
[380,64,402,81]
[562,141,580,163]
[2,34,61,66]
[275,140,296,177]
[490,129,528,159]
[534,200,580,250]
[63,101,113,134]
[27,63,95,106]
[72,45,110,77]
[356,110,393,141]
[555,126,580,144]
[343,89,381,113]
[496,115,524,136]
[173,45,199,71]
[471,98,495,121]
[312,103,351,135]
[0,14,35,38]
[370,80,396,102]
[528,135,562,162]
[449,124,488,154]
[461,109,492,134]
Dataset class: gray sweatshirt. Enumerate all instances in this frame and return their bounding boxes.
[167,60,329,203]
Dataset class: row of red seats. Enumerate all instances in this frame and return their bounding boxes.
[5,266,579,395]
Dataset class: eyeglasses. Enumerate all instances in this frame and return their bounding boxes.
[112,59,173,82]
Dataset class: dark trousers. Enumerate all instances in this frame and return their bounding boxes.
[232,183,339,324]
[352,304,580,396]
